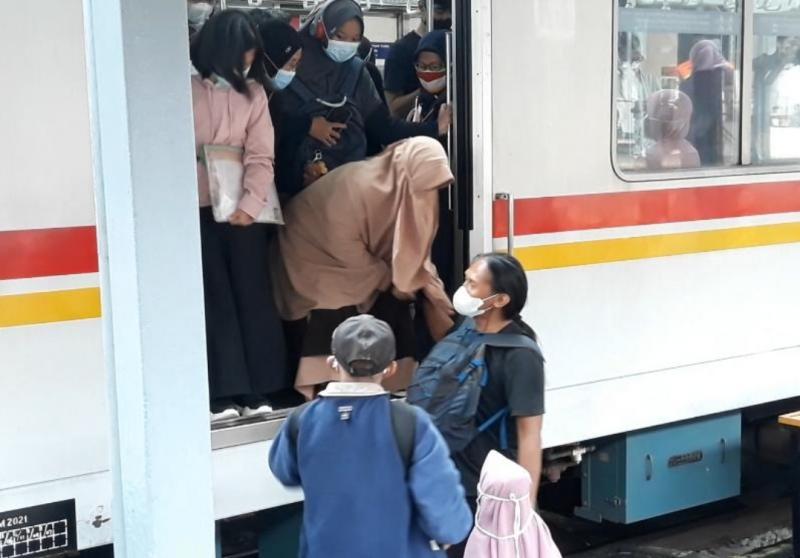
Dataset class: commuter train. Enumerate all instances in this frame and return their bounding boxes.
[3,0,800,553]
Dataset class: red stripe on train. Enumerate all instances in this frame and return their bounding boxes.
[0,226,98,280]
[493,181,800,238]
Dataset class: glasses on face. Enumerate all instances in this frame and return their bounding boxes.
[415,63,446,72]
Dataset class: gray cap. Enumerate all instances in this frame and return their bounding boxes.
[331,315,396,377]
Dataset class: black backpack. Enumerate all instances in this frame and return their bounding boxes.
[287,57,368,190]
[407,319,543,453]
[287,398,417,474]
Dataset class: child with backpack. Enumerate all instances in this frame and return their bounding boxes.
[269,314,472,558]
[407,253,545,558]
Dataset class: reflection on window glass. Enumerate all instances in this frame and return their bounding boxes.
[616,0,741,173]
[752,3,800,164]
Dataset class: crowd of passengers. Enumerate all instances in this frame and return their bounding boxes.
[188,1,550,556]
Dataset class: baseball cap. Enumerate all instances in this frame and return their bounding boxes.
[331,315,396,377]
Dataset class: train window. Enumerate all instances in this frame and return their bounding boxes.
[615,0,742,174]
[751,3,800,164]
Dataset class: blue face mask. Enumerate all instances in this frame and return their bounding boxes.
[268,68,296,91]
[325,39,359,63]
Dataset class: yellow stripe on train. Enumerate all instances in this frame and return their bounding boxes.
[515,222,800,271]
[0,288,101,328]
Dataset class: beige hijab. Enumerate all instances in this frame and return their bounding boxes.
[273,136,454,321]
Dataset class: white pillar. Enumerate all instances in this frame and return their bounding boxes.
[82,0,215,556]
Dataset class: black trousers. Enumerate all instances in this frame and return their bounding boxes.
[200,208,289,407]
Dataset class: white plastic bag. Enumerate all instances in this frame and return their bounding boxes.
[203,144,284,225]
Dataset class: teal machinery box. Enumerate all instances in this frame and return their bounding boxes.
[575,412,741,524]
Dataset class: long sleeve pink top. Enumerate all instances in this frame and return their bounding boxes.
[191,74,275,218]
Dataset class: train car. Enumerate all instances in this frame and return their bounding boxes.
[2,0,800,554]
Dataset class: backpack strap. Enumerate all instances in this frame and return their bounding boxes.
[483,334,544,360]
[287,400,315,448]
[287,398,416,474]
[287,76,317,105]
[341,57,365,99]
[477,407,511,450]
[389,399,417,475]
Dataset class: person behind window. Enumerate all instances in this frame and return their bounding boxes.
[616,33,660,145]
[269,0,451,197]
[644,89,700,171]
[753,36,800,161]
[191,11,289,421]
[680,39,734,166]
[384,0,452,118]
[271,137,455,400]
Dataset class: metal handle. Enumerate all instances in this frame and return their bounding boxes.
[720,438,727,464]
[645,454,654,481]
[445,30,454,211]
[494,193,515,254]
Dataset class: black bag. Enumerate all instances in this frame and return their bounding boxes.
[287,57,368,190]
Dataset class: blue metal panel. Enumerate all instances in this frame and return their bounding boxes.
[576,413,741,524]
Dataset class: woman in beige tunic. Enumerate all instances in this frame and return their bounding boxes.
[273,136,454,399]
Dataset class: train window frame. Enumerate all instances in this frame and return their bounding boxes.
[611,0,800,183]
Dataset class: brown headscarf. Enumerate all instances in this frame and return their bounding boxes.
[644,89,693,141]
[273,136,454,321]
[644,89,701,170]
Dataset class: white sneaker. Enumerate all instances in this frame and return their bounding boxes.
[210,407,240,422]
[241,404,273,417]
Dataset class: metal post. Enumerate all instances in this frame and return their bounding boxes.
[741,0,754,166]
[792,431,799,558]
[82,1,215,556]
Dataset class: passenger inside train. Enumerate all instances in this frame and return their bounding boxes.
[408,30,448,125]
[272,136,454,400]
[680,39,735,167]
[190,10,290,422]
[385,0,452,118]
[644,89,701,171]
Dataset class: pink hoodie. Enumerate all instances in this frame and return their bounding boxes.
[465,451,562,558]
[191,74,275,218]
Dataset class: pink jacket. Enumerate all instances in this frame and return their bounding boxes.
[191,75,275,218]
[465,451,562,558]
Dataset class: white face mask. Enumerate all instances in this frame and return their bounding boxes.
[268,68,296,91]
[325,39,359,63]
[453,286,496,318]
[188,2,213,27]
[420,75,447,93]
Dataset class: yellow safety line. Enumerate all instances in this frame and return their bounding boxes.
[515,222,800,271]
[0,287,101,328]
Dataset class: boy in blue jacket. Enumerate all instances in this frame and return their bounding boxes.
[269,315,472,557]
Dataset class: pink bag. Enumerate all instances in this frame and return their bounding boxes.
[464,451,562,558]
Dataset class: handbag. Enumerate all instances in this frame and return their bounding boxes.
[202,144,284,225]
